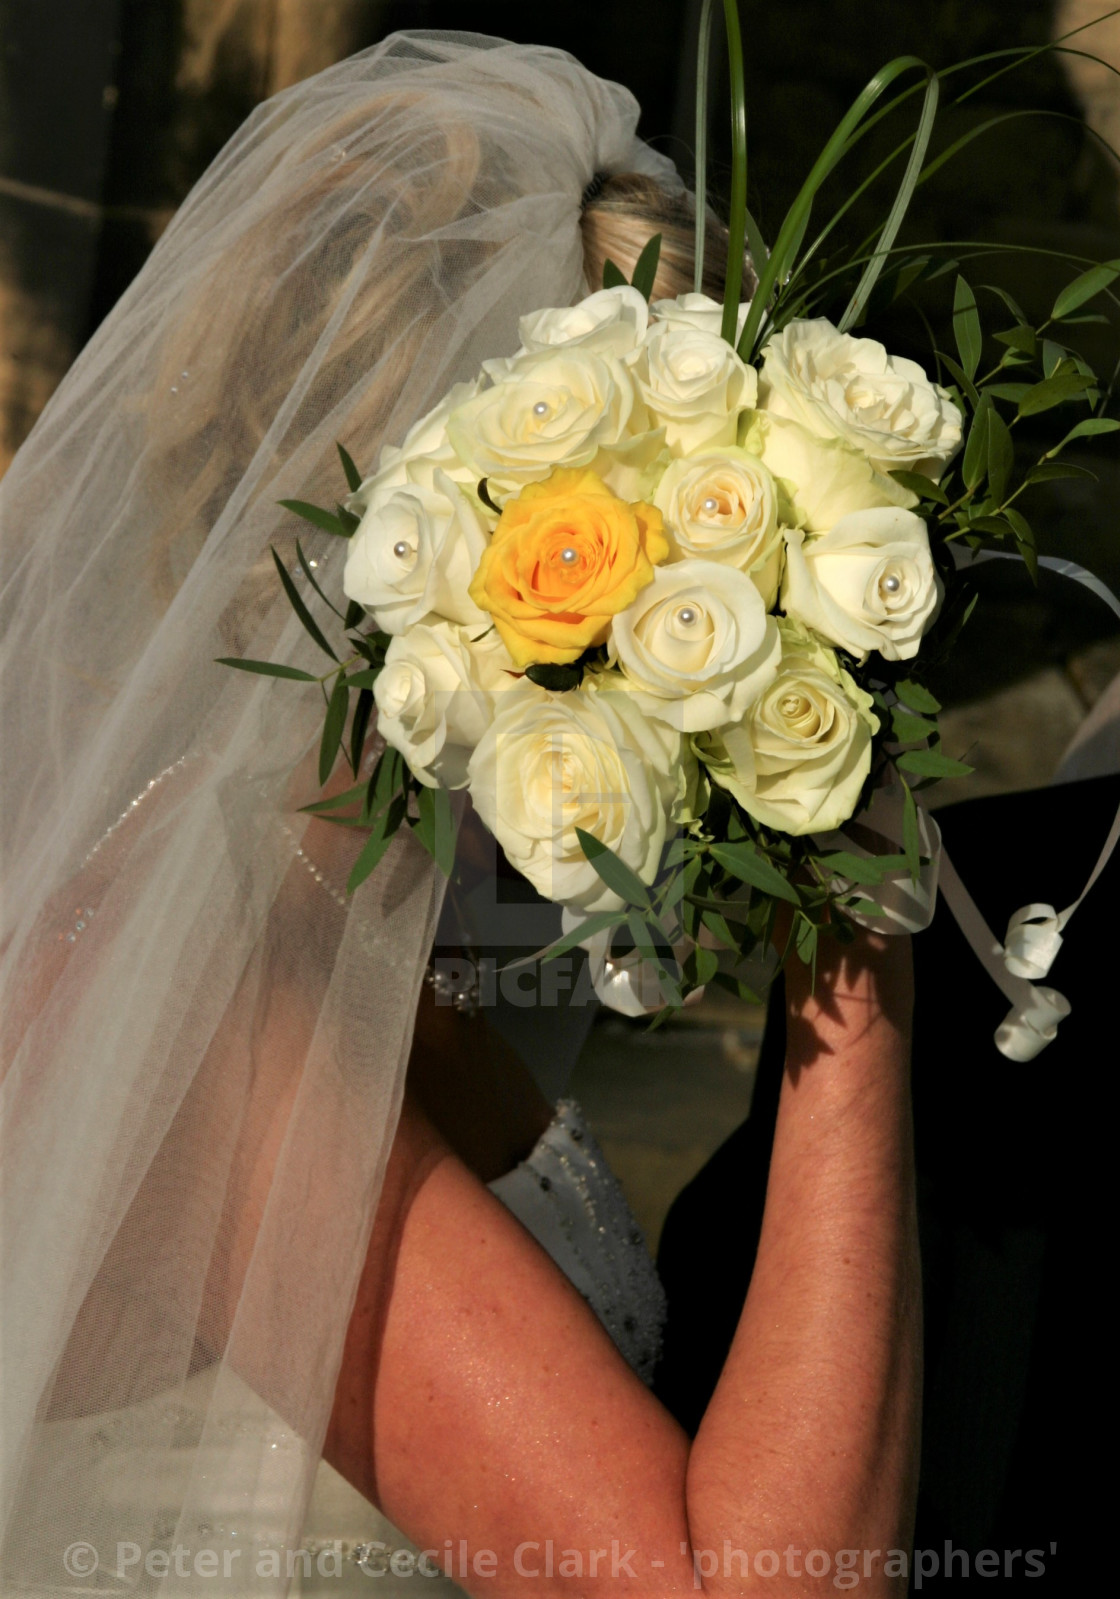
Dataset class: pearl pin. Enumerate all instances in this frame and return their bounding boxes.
[882,573,901,593]
[533,401,549,417]
[560,547,579,564]
[701,496,719,513]
[392,540,410,558]
[677,605,698,626]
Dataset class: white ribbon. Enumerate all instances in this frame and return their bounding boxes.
[814,776,942,934]
[948,546,1120,1038]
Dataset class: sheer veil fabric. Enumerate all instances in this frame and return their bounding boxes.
[0,32,681,1592]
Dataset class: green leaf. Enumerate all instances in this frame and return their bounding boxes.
[710,970,764,1004]
[710,840,801,904]
[575,828,652,909]
[214,656,317,682]
[659,869,688,916]
[298,781,367,816]
[739,53,937,358]
[890,469,948,505]
[271,547,339,662]
[992,325,1038,357]
[1017,371,1096,416]
[896,748,973,779]
[936,351,980,410]
[1024,461,1098,485]
[602,258,627,290]
[900,776,921,880]
[1051,258,1120,320]
[815,850,905,886]
[962,393,992,491]
[336,504,361,535]
[413,784,457,877]
[1041,339,1067,379]
[984,382,1033,403]
[693,943,721,987]
[295,539,344,620]
[363,747,404,823]
[1057,416,1120,447]
[986,406,1014,504]
[952,275,982,381]
[278,499,352,539]
[795,915,818,966]
[629,233,663,301]
[344,668,381,690]
[895,678,941,714]
[344,599,366,630]
[626,911,683,1008]
[838,65,940,332]
[350,686,374,775]
[336,442,363,494]
[980,284,1028,325]
[540,910,624,965]
[891,706,938,743]
[319,674,349,785]
[701,906,739,950]
[347,794,407,894]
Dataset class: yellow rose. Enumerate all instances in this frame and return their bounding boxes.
[468,467,669,667]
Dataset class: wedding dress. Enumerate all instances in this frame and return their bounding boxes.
[0,32,680,1595]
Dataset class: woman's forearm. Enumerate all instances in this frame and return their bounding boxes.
[686,931,922,1592]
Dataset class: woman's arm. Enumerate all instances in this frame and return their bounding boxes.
[323,924,921,1595]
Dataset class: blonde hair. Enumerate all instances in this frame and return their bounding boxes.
[580,171,754,303]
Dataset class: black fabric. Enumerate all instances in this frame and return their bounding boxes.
[654,775,1117,1592]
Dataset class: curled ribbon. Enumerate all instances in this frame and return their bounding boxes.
[1003,903,1065,980]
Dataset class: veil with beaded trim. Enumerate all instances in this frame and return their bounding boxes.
[0,32,682,1593]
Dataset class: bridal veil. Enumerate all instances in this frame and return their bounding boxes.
[0,32,680,1592]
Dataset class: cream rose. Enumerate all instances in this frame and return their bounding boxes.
[781,507,941,663]
[697,620,878,835]
[759,318,962,480]
[466,679,684,913]
[518,286,649,357]
[446,347,643,492]
[609,560,780,732]
[740,410,917,534]
[654,447,784,605]
[374,622,516,789]
[343,469,489,635]
[345,381,479,512]
[650,290,750,341]
[634,320,757,455]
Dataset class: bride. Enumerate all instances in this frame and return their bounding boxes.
[0,33,920,1595]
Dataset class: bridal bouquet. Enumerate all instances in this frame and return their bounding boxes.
[221,17,1118,1016]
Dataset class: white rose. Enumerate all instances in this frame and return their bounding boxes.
[446,347,646,493]
[649,290,749,341]
[374,622,517,789]
[343,469,489,635]
[654,447,784,605]
[634,320,757,455]
[466,678,684,914]
[781,506,942,663]
[609,560,780,732]
[518,286,649,357]
[345,380,479,512]
[697,620,878,835]
[759,318,962,479]
[740,410,917,534]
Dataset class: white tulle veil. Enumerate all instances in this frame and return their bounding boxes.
[0,31,681,1592]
